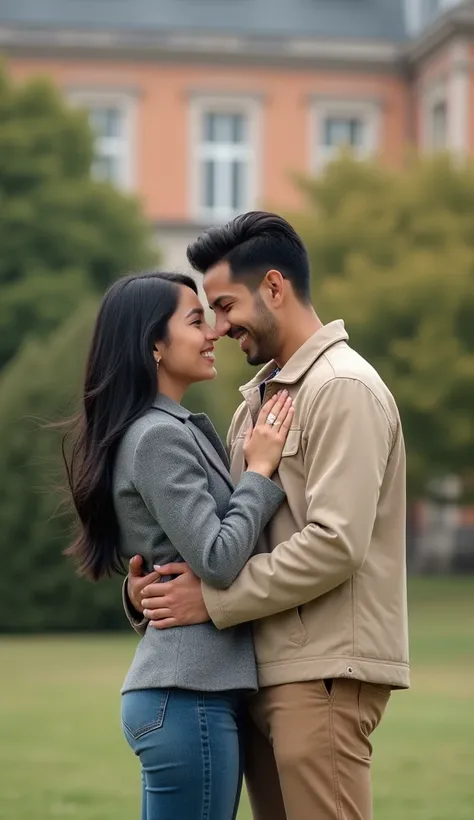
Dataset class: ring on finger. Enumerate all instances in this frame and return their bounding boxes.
[266,412,277,425]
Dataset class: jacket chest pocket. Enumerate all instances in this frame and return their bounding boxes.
[281,428,302,458]
[275,427,304,492]
[231,427,302,480]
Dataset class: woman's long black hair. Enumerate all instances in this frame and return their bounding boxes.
[63,271,198,580]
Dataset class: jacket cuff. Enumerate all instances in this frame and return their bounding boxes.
[202,582,230,630]
[122,576,148,637]
[241,470,286,516]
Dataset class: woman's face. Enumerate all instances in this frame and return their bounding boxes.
[155,285,218,395]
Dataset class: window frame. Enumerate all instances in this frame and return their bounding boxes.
[311,98,381,172]
[421,81,449,152]
[189,94,261,223]
[67,89,136,190]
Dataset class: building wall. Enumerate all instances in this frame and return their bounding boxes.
[7,57,408,222]
[7,34,474,268]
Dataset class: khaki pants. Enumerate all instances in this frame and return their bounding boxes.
[243,679,390,820]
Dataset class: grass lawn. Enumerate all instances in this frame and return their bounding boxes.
[0,578,473,820]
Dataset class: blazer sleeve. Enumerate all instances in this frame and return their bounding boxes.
[122,577,148,637]
[133,421,285,589]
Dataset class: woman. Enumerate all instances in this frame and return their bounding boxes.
[64,271,293,820]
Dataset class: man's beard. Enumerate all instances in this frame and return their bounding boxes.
[246,294,279,366]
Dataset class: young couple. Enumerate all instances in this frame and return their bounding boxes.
[66,211,409,820]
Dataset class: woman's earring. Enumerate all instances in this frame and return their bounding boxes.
[156,358,161,372]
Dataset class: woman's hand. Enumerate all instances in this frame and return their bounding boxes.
[244,390,294,478]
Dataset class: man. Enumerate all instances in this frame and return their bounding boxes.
[125,211,409,820]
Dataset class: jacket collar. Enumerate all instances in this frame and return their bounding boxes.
[151,393,190,421]
[240,320,349,395]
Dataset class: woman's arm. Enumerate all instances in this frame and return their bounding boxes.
[133,420,285,589]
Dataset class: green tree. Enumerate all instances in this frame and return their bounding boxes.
[0,65,156,367]
[0,301,129,632]
[292,154,474,495]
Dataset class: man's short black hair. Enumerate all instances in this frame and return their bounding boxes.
[186,211,311,303]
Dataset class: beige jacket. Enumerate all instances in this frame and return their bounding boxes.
[202,321,410,689]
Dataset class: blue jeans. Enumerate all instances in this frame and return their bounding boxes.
[121,688,245,820]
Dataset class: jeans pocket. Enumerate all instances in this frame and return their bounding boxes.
[122,688,170,743]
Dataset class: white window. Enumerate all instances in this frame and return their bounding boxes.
[422,82,449,152]
[323,116,365,150]
[429,99,448,150]
[67,91,136,190]
[191,97,259,222]
[312,101,380,171]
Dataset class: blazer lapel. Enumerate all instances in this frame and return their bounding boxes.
[151,395,234,491]
[186,415,234,491]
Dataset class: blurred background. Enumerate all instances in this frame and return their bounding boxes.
[0,1,473,818]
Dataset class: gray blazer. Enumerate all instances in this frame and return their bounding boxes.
[114,394,285,693]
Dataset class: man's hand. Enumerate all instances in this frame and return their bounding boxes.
[127,555,160,615]
[142,563,210,629]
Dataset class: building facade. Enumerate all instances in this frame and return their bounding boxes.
[1,0,474,264]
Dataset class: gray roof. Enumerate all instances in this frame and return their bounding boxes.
[0,0,408,42]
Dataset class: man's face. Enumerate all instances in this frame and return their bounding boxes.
[203,261,280,366]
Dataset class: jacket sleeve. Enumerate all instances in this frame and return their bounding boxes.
[133,421,285,589]
[202,378,394,626]
[122,577,148,636]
